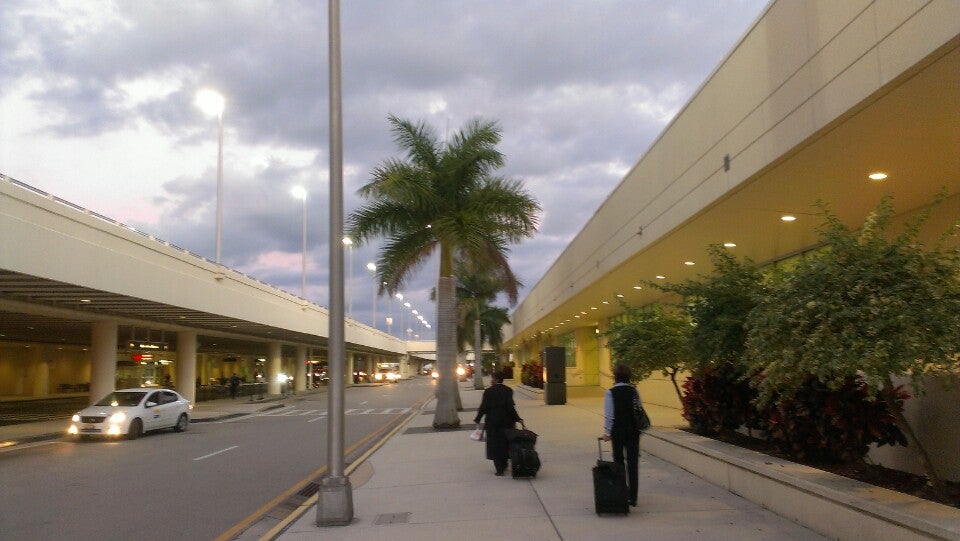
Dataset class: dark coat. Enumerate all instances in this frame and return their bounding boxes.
[610,384,639,440]
[474,383,522,463]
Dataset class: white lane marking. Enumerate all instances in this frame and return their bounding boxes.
[307,415,326,423]
[297,409,318,416]
[193,445,238,461]
[0,440,62,453]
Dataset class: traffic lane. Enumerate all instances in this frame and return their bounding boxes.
[0,381,433,541]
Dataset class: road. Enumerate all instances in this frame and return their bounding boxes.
[0,377,436,541]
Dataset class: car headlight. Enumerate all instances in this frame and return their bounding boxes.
[108,412,127,424]
[71,413,80,422]
[431,371,439,379]
[375,373,384,381]
[456,366,466,376]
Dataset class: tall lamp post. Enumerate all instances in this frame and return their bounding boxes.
[318,0,352,526]
[291,186,308,299]
[195,88,226,267]
[342,237,354,318]
[392,293,402,337]
[366,262,377,328]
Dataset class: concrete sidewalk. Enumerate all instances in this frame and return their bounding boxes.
[276,382,827,541]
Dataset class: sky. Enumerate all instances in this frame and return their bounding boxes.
[1,0,768,339]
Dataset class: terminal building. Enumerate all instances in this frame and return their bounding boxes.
[501,1,959,480]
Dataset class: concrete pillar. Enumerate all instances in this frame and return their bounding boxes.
[345,352,355,386]
[295,346,307,391]
[32,348,49,397]
[89,320,118,405]
[176,331,198,403]
[267,342,282,395]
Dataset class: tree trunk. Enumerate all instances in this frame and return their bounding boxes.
[433,275,461,428]
[472,309,484,390]
[668,369,682,404]
[882,377,940,488]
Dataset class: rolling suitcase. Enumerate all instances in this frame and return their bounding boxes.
[593,438,629,514]
[507,424,541,478]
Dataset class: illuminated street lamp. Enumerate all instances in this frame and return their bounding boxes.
[342,237,353,318]
[291,186,308,299]
[195,88,226,266]
[366,262,377,328]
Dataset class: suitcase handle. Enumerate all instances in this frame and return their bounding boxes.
[597,437,607,460]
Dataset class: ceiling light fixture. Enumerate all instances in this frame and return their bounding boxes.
[868,172,888,181]
[684,261,695,266]
[615,293,624,298]
[781,215,797,222]
[655,275,665,280]
[633,285,642,290]
[723,242,737,248]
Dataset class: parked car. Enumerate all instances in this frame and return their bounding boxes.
[68,388,191,440]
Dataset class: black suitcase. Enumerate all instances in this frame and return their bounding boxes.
[507,425,540,478]
[593,438,629,514]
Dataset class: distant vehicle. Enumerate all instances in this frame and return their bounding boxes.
[374,371,401,382]
[68,388,191,440]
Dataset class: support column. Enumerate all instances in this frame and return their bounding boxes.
[295,346,307,392]
[89,320,118,405]
[32,348,50,397]
[344,352,355,386]
[267,342,282,395]
[176,331,198,403]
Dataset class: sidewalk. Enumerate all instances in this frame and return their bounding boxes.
[277,381,827,541]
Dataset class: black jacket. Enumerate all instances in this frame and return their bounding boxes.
[610,384,639,440]
[474,383,521,430]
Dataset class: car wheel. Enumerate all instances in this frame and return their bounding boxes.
[127,418,143,440]
[173,413,188,432]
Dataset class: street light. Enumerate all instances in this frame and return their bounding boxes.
[291,186,308,299]
[195,88,226,267]
[392,293,402,337]
[403,301,411,340]
[366,262,377,328]
[342,237,353,318]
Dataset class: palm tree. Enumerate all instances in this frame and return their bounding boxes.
[455,262,520,390]
[347,115,540,428]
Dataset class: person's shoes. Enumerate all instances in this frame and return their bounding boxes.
[495,471,505,476]
[629,500,637,507]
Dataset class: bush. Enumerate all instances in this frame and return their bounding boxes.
[764,375,908,463]
[521,363,543,388]
[681,365,763,436]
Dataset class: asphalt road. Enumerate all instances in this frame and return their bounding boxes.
[0,377,437,541]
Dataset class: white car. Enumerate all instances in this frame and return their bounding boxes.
[68,388,192,440]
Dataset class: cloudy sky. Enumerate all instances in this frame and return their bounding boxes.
[1,0,767,338]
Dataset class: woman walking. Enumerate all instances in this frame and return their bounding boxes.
[601,364,642,506]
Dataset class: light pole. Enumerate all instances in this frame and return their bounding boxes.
[366,262,377,328]
[291,186,308,299]
[317,0,352,526]
[392,293,402,337]
[195,88,225,267]
[403,301,411,340]
[342,237,353,318]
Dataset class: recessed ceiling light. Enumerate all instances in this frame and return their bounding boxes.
[574,315,581,319]
[868,172,888,181]
[781,215,797,222]
[580,311,587,315]
[723,242,737,248]
[590,307,598,310]
[684,261,695,266]
[655,275,666,280]
[602,301,609,305]
[79,299,91,303]
[615,293,624,298]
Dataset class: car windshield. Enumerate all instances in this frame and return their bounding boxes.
[93,392,147,407]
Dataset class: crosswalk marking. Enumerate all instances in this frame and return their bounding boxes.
[259,407,409,418]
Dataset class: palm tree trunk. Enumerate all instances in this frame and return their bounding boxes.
[433,275,461,428]
[472,308,484,390]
